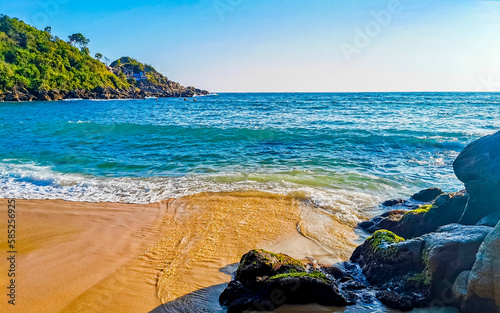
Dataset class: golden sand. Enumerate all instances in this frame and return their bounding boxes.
[0,192,359,313]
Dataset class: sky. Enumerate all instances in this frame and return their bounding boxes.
[1,0,500,92]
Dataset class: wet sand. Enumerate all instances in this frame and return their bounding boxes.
[0,192,359,313]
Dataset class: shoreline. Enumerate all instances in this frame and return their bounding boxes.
[0,191,359,312]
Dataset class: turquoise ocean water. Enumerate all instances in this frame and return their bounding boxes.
[1,92,499,223]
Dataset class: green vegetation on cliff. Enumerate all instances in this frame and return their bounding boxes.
[110,56,170,86]
[0,15,129,94]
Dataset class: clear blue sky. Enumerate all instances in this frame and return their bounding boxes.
[2,0,500,92]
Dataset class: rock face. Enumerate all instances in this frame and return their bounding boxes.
[454,131,500,225]
[463,221,500,313]
[1,85,208,102]
[422,224,493,297]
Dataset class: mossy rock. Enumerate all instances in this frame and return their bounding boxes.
[406,271,431,287]
[235,249,306,288]
[265,270,351,307]
[351,230,425,285]
[367,230,405,252]
[394,192,468,238]
[223,250,351,311]
[401,205,432,220]
[269,270,329,283]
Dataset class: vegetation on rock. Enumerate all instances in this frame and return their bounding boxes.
[367,230,405,251]
[269,270,329,283]
[0,15,129,94]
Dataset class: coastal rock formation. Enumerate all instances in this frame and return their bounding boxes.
[350,230,423,285]
[463,220,500,313]
[349,224,492,310]
[219,249,353,312]
[233,249,305,288]
[454,130,500,224]
[361,190,468,239]
[394,191,468,238]
[422,224,492,297]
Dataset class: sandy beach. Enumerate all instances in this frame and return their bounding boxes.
[0,192,359,313]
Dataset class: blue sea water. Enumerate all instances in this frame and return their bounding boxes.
[0,92,499,222]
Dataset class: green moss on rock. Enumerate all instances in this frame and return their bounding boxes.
[235,249,306,287]
[254,249,305,270]
[401,205,433,220]
[269,270,329,283]
[367,230,405,251]
[406,272,431,286]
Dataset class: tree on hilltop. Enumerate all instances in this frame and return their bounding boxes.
[68,32,90,49]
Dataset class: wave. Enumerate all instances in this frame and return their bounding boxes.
[0,161,404,224]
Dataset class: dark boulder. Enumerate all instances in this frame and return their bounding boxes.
[454,131,500,224]
[411,188,444,202]
[421,191,468,228]
[265,272,350,306]
[361,191,467,239]
[422,224,493,297]
[376,290,416,312]
[219,281,269,313]
[360,210,407,234]
[350,230,424,285]
[220,249,353,312]
[392,191,468,238]
[234,249,305,288]
[382,199,406,207]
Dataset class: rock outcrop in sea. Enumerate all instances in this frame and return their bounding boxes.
[220,130,500,313]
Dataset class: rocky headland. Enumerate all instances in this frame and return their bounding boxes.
[220,131,500,313]
[2,84,209,102]
[0,15,208,102]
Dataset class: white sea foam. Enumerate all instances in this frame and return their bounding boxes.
[0,161,399,224]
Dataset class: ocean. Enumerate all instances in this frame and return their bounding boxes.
[1,92,499,224]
